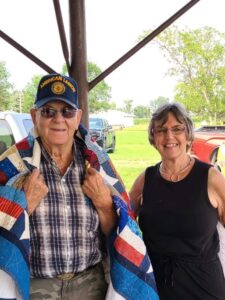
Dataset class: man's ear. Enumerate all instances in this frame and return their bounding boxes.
[76,109,83,128]
[30,108,37,126]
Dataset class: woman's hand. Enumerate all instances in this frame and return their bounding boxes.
[23,168,49,215]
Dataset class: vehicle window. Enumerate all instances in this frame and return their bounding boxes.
[89,118,103,130]
[23,119,34,134]
[0,120,15,154]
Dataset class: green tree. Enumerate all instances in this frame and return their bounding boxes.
[63,62,112,113]
[122,99,133,114]
[22,75,42,112]
[87,62,111,112]
[0,61,14,110]
[133,105,150,118]
[109,101,117,110]
[11,90,23,112]
[141,26,225,123]
[149,96,169,114]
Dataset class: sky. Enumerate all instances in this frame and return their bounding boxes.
[0,0,225,107]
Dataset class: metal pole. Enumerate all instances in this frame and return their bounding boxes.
[53,0,71,75]
[69,0,89,128]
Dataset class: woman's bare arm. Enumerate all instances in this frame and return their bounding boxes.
[129,171,145,215]
[208,167,225,225]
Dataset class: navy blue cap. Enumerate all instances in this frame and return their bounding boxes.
[35,73,78,109]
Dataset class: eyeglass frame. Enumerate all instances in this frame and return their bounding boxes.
[152,125,186,136]
[37,106,78,119]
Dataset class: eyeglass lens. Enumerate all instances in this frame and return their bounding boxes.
[154,126,185,135]
[40,107,77,119]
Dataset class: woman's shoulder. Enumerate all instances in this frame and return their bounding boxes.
[194,157,213,169]
[135,163,160,185]
[129,171,146,213]
[131,171,145,191]
[129,163,160,210]
[145,162,160,176]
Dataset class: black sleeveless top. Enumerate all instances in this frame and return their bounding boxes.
[139,159,225,300]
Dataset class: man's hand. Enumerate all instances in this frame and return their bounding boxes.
[82,167,112,210]
[82,167,116,235]
[23,168,48,215]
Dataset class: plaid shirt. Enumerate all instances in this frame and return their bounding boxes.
[29,138,103,278]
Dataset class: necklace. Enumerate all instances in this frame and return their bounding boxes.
[159,156,192,182]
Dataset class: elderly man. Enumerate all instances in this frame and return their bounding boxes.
[0,73,115,300]
[0,73,159,300]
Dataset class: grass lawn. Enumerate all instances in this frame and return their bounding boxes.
[109,124,161,191]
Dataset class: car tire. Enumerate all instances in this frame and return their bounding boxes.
[108,137,116,153]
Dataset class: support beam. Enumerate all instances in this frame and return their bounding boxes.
[53,0,70,75]
[69,0,89,128]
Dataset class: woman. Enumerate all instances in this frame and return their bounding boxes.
[130,102,225,299]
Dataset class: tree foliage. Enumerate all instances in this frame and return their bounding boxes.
[87,62,111,112]
[11,90,23,112]
[133,105,150,118]
[142,26,225,123]
[22,75,42,112]
[0,61,14,110]
[122,99,134,114]
[149,96,170,114]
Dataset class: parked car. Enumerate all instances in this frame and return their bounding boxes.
[191,126,225,172]
[89,116,116,152]
[0,111,34,155]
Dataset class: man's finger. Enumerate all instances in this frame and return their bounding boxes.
[29,168,41,179]
[86,167,97,175]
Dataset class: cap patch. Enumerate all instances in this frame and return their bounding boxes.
[51,82,66,95]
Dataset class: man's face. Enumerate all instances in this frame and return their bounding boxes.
[31,101,82,148]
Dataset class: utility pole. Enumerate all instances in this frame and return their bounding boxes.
[19,91,22,113]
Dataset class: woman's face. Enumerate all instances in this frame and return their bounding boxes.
[31,101,82,150]
[153,112,190,161]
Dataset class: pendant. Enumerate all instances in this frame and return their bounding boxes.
[170,174,179,182]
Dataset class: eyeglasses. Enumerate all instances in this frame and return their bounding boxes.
[39,107,77,119]
[153,126,186,136]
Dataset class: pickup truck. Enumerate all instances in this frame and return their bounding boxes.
[0,111,33,155]
[191,126,225,173]
[89,116,116,153]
